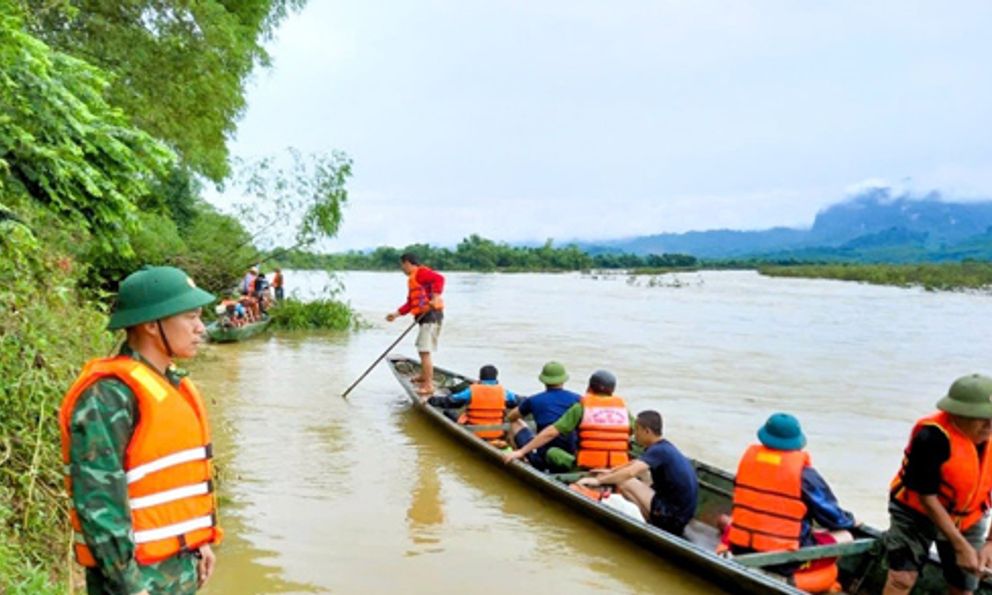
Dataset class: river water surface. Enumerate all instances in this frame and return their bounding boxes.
[198,270,991,594]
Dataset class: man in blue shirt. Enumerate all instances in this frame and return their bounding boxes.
[577,410,698,536]
[507,361,581,471]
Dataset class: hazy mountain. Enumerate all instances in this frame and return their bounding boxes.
[581,189,992,262]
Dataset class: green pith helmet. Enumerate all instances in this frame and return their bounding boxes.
[538,361,569,385]
[937,374,992,419]
[107,266,216,330]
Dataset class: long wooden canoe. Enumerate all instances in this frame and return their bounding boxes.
[387,355,992,594]
[205,315,271,343]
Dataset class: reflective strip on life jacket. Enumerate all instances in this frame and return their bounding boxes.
[125,446,210,484]
[133,514,216,545]
[891,411,992,530]
[466,384,507,440]
[60,357,222,567]
[577,394,630,469]
[130,481,212,510]
[728,444,809,552]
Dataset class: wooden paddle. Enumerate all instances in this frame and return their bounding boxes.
[340,316,421,399]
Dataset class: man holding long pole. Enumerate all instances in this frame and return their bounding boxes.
[386,252,445,395]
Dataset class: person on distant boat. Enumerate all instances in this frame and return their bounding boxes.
[386,252,444,395]
[425,365,518,444]
[883,375,992,595]
[271,267,285,301]
[576,410,698,536]
[506,361,581,472]
[722,412,856,593]
[252,272,270,314]
[503,370,633,470]
[240,266,258,295]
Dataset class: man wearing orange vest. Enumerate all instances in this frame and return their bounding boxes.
[723,413,856,592]
[426,365,519,442]
[60,266,222,595]
[386,252,444,395]
[884,374,992,595]
[503,370,633,470]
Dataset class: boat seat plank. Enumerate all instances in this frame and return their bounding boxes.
[734,538,876,568]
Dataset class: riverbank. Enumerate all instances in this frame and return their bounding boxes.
[757,262,992,292]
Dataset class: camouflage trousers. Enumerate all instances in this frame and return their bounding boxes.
[85,552,198,595]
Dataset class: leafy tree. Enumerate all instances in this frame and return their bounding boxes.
[232,148,353,264]
[21,0,307,180]
[0,6,172,259]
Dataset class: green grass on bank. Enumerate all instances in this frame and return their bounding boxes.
[267,297,360,330]
[757,261,992,291]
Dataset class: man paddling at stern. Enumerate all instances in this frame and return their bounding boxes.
[386,252,444,395]
[884,374,992,595]
[60,266,223,594]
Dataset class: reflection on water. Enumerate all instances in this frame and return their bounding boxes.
[194,270,991,594]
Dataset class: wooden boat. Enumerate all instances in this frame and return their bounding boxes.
[206,314,271,343]
[387,354,992,594]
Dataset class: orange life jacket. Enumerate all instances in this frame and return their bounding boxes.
[576,394,630,469]
[465,383,506,440]
[59,357,222,567]
[890,411,992,530]
[272,271,283,288]
[408,266,443,316]
[728,444,810,552]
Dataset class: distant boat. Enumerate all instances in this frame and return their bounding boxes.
[387,354,986,594]
[206,315,271,343]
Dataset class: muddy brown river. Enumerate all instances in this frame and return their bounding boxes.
[196,271,991,594]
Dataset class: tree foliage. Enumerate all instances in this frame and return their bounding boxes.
[0,6,172,258]
[233,148,352,259]
[20,0,307,181]
[269,235,699,272]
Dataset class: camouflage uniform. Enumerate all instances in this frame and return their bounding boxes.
[68,344,199,595]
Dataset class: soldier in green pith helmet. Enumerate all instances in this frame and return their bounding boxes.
[60,266,222,595]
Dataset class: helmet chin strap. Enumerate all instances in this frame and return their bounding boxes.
[156,320,175,359]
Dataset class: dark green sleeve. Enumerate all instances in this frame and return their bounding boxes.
[553,403,585,434]
[68,378,144,594]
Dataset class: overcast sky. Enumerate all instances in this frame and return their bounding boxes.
[223,1,992,250]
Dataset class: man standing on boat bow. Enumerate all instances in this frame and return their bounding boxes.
[884,374,992,595]
[386,252,444,395]
[60,266,222,595]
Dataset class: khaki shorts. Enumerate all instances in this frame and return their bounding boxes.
[415,322,441,353]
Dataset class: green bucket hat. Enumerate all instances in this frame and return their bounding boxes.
[538,361,569,385]
[107,266,216,330]
[757,412,807,451]
[937,374,992,419]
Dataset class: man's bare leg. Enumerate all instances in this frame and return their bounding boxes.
[617,477,656,521]
[882,570,917,595]
[417,351,435,394]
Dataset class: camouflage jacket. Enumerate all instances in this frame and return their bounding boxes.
[67,345,199,595]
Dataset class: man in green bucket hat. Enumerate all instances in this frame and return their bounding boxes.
[505,361,582,471]
[59,266,222,595]
[884,374,992,595]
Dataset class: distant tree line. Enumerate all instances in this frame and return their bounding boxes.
[267,235,699,272]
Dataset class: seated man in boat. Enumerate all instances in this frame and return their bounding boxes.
[883,374,992,595]
[503,370,633,470]
[576,410,698,536]
[722,412,856,593]
[425,365,519,444]
[506,361,581,472]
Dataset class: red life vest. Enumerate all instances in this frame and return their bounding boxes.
[59,357,222,567]
[728,444,810,552]
[407,266,444,316]
[891,411,992,530]
[576,394,630,469]
[465,384,507,440]
[272,271,283,288]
